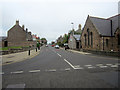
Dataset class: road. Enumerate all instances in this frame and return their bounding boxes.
[2,45,120,88]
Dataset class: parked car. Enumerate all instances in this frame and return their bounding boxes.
[51,45,55,47]
[64,44,69,50]
[55,45,59,49]
[45,45,48,47]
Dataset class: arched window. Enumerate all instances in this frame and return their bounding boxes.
[90,32,93,46]
[118,34,120,45]
[84,34,86,46]
[87,29,89,46]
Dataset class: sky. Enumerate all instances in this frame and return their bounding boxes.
[0,0,119,43]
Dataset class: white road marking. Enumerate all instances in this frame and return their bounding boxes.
[47,69,56,72]
[74,67,84,70]
[111,65,118,68]
[84,65,92,67]
[99,66,108,68]
[74,65,80,68]
[0,72,4,75]
[11,71,23,74]
[65,68,70,71]
[29,70,40,73]
[106,64,113,66]
[6,84,25,88]
[64,59,75,69]
[96,64,103,66]
[87,67,96,69]
[57,53,62,57]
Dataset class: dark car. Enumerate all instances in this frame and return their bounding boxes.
[65,45,69,50]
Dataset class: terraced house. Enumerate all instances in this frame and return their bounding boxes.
[81,14,120,52]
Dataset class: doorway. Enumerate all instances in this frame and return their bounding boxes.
[4,41,8,47]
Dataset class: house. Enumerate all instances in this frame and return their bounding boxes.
[81,14,120,52]
[68,24,82,50]
[6,20,36,47]
[0,36,7,47]
[68,34,81,49]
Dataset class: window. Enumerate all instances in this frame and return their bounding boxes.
[106,39,108,47]
[118,34,120,45]
[90,32,93,46]
[84,34,86,46]
[87,29,89,46]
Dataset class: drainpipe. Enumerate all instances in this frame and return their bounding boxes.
[102,37,104,51]
[110,20,113,51]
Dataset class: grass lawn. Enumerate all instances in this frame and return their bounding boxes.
[0,46,29,51]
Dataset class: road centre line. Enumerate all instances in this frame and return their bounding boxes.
[29,70,40,73]
[57,53,62,57]
[11,71,23,74]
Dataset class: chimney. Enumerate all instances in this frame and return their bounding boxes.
[78,24,81,30]
[22,25,25,30]
[26,28,28,33]
[16,20,19,25]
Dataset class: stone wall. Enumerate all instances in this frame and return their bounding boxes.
[8,41,37,47]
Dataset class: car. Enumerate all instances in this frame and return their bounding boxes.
[64,44,69,50]
[45,45,48,47]
[55,45,59,49]
[51,45,55,47]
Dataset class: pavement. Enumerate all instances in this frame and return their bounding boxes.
[2,45,120,88]
[1,48,40,65]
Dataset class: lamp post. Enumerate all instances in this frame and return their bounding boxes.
[71,22,74,49]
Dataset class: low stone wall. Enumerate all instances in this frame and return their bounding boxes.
[0,46,37,55]
[82,49,120,57]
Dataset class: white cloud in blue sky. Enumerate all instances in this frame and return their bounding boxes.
[0,0,119,43]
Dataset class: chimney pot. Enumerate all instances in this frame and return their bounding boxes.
[16,20,19,25]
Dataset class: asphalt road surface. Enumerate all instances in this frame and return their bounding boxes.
[2,45,120,88]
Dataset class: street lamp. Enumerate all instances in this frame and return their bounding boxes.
[71,22,74,30]
[71,22,74,49]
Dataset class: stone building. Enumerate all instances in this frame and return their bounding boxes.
[81,14,120,52]
[6,20,36,47]
[0,36,7,47]
[68,34,81,49]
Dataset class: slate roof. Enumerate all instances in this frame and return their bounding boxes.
[89,14,120,36]
[73,35,81,40]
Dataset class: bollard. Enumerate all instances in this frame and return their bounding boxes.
[36,48,37,52]
[28,50,30,55]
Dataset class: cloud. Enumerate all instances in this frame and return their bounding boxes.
[1,0,118,42]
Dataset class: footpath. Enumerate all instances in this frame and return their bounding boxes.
[60,47,119,60]
[60,47,91,55]
[1,49,40,65]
